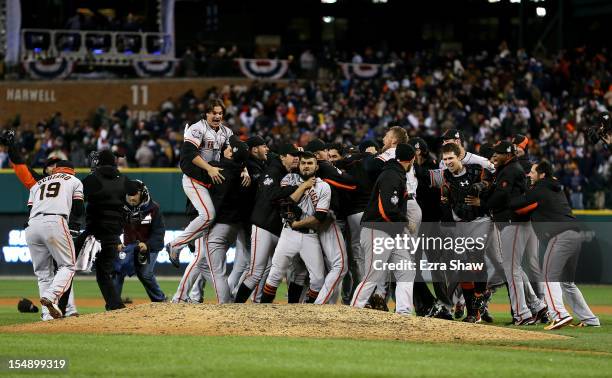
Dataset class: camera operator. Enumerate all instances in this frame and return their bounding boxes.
[587,112,612,149]
[82,149,129,310]
[113,180,167,302]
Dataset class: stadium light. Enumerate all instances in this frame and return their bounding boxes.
[322,16,335,23]
[509,0,521,3]
[372,0,388,3]
[536,7,546,17]
[487,0,501,3]
[321,0,337,3]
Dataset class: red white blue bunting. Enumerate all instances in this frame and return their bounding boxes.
[339,62,383,80]
[133,60,177,78]
[236,58,289,80]
[23,58,74,80]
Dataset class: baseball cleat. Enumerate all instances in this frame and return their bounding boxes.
[40,297,63,319]
[462,315,480,323]
[544,316,573,330]
[453,303,465,319]
[480,309,494,323]
[433,305,454,321]
[370,294,389,312]
[534,306,549,323]
[570,322,601,328]
[166,243,180,268]
[515,316,537,326]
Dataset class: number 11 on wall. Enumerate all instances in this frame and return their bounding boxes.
[130,85,149,106]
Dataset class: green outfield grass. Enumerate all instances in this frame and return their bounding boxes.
[1,278,611,377]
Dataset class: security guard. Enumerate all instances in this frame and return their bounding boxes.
[82,149,129,310]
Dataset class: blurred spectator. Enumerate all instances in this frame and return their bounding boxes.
[135,139,155,167]
[569,169,586,209]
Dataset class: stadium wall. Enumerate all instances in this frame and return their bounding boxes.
[0,78,258,124]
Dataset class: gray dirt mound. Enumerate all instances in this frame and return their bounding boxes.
[2,303,568,343]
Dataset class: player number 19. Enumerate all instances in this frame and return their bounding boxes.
[39,182,61,200]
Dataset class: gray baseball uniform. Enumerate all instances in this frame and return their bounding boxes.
[264,175,330,296]
[350,227,415,315]
[169,120,233,253]
[543,230,599,325]
[25,172,83,318]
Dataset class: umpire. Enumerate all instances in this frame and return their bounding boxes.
[82,149,129,310]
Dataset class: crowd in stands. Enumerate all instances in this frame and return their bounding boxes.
[1,45,611,209]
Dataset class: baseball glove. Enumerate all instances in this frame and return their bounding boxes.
[279,198,303,225]
[17,298,38,313]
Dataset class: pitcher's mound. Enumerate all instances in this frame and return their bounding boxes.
[3,303,567,343]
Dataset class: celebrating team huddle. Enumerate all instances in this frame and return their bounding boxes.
[19,98,600,331]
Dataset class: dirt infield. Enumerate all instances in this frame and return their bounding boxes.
[2,303,568,343]
[2,298,612,314]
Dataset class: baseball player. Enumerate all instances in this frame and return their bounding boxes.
[233,144,301,303]
[172,137,250,303]
[260,152,328,304]
[334,140,378,303]
[166,99,248,264]
[351,144,417,315]
[0,129,78,316]
[228,136,269,295]
[304,139,354,304]
[511,161,600,329]
[487,141,547,325]
[409,137,455,320]
[361,126,410,308]
[25,160,84,319]
[432,143,493,322]
[439,130,495,172]
[512,134,546,302]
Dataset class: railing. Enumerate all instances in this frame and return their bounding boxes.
[20,28,174,65]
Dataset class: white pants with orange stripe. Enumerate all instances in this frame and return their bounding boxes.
[315,221,348,304]
[351,227,415,315]
[169,175,215,253]
[173,233,210,303]
[239,225,278,297]
[266,227,325,293]
[499,223,544,321]
[26,215,76,312]
[543,230,599,325]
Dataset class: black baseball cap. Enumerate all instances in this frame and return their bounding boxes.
[229,137,249,163]
[278,143,300,156]
[492,141,515,154]
[246,136,266,149]
[396,143,416,162]
[326,142,342,153]
[479,143,495,159]
[43,156,62,169]
[442,129,464,141]
[359,140,379,153]
[126,180,144,196]
[305,138,327,153]
[408,137,428,153]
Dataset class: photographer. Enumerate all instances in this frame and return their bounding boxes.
[114,180,167,302]
[587,112,612,149]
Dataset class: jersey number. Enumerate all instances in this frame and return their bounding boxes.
[39,182,61,200]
